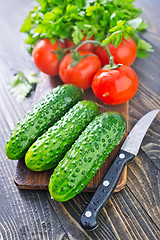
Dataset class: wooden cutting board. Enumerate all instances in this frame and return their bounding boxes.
[14,74,129,192]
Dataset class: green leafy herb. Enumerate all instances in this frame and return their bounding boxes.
[8,72,39,102]
[137,21,149,32]
[135,37,154,58]
[127,16,142,29]
[102,20,134,47]
[20,0,153,57]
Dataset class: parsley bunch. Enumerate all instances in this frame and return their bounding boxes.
[20,0,153,58]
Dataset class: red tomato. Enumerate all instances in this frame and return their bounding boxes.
[64,35,94,52]
[93,37,137,66]
[93,45,110,67]
[64,39,74,49]
[91,65,138,105]
[32,39,64,76]
[59,51,101,90]
[108,37,137,66]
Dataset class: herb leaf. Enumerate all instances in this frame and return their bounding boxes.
[20,0,152,58]
[135,37,154,58]
[127,16,142,30]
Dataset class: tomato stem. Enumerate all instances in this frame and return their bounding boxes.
[64,45,75,52]
[102,63,122,70]
[74,40,114,67]
[74,40,100,52]
[51,41,70,62]
[103,45,114,67]
[70,50,95,68]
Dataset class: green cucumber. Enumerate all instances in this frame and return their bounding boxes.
[49,112,126,202]
[25,100,99,171]
[5,84,83,160]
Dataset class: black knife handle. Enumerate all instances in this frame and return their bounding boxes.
[81,149,135,231]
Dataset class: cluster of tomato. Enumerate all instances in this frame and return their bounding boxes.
[32,36,138,105]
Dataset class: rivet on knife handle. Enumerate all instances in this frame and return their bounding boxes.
[80,149,135,231]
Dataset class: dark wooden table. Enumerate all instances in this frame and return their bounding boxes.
[0,0,160,239]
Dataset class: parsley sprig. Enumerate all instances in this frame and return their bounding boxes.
[20,0,153,57]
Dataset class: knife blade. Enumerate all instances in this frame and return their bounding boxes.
[81,109,159,231]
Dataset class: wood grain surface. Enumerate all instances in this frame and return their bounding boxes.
[0,0,160,239]
[14,74,128,192]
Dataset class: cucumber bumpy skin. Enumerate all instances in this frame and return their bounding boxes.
[25,100,99,171]
[5,84,83,160]
[49,112,126,202]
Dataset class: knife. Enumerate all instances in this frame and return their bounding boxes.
[81,109,159,231]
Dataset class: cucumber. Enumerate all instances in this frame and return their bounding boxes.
[25,100,99,171]
[49,112,126,202]
[5,84,83,160]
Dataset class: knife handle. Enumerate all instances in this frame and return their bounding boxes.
[80,149,135,231]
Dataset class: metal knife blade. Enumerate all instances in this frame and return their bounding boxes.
[121,109,159,156]
[81,109,159,231]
